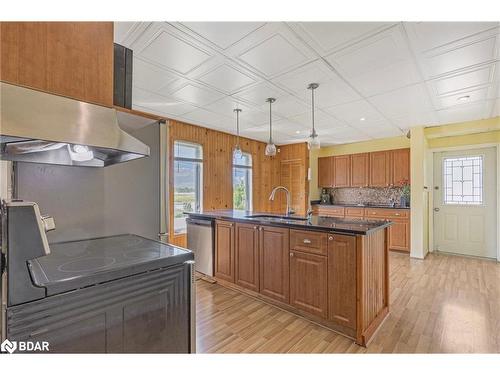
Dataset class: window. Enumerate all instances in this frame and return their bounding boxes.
[233,152,252,211]
[443,155,483,205]
[173,141,203,234]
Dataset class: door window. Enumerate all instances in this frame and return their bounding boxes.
[443,155,483,205]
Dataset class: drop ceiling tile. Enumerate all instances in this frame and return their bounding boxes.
[492,99,500,117]
[323,100,385,125]
[131,89,197,116]
[262,95,310,118]
[390,111,438,128]
[168,83,225,106]
[436,101,488,124]
[292,22,393,54]
[180,22,266,50]
[238,34,309,77]
[431,65,493,96]
[182,108,233,128]
[133,57,179,92]
[310,78,362,107]
[436,87,489,109]
[232,82,287,105]
[288,110,342,129]
[197,64,256,93]
[139,30,212,74]
[273,119,307,134]
[272,60,333,94]
[369,83,434,120]
[424,37,497,78]
[406,22,499,52]
[325,25,422,96]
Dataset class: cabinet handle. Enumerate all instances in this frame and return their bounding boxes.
[290,252,294,257]
[328,236,334,241]
[253,226,258,229]
[259,227,263,231]
[303,239,312,244]
[395,213,400,216]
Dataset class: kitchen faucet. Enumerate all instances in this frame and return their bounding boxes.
[269,186,294,216]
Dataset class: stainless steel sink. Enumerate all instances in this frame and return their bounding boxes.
[245,214,308,222]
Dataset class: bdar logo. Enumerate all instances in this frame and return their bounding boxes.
[1,339,17,354]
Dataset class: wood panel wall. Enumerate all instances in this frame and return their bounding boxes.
[168,120,308,247]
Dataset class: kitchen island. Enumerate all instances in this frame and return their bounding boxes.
[187,210,391,346]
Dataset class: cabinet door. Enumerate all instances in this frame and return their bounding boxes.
[391,148,410,186]
[369,151,390,187]
[235,223,259,291]
[350,153,369,187]
[332,155,351,187]
[215,220,235,282]
[328,234,357,329]
[317,156,333,187]
[388,220,410,252]
[259,226,290,303]
[0,22,114,107]
[280,160,306,215]
[290,251,328,318]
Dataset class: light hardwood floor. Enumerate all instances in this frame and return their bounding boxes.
[196,251,500,353]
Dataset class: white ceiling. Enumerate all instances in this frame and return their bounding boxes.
[114,22,500,146]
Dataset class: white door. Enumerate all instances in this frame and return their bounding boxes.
[433,147,497,258]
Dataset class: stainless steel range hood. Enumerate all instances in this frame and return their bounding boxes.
[0,82,150,167]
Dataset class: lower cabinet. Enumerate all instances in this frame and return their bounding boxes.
[259,226,290,304]
[327,234,357,329]
[289,250,328,319]
[235,223,259,291]
[215,220,235,282]
[388,220,410,252]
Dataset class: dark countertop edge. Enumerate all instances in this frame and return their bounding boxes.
[311,201,410,210]
[186,212,392,236]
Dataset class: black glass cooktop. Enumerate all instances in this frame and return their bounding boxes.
[28,234,193,296]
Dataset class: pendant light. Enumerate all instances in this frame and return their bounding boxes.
[265,97,277,156]
[233,108,243,159]
[307,83,320,150]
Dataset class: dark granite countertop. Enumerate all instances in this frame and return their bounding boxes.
[186,210,391,235]
[311,201,410,210]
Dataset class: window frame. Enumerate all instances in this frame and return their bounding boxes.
[442,154,484,206]
[232,152,253,211]
[173,140,203,235]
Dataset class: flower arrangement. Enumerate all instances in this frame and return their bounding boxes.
[398,179,410,207]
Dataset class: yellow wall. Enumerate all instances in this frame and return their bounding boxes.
[427,130,500,149]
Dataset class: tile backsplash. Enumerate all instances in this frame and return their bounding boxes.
[323,187,405,206]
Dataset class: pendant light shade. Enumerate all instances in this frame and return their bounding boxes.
[307,83,320,150]
[233,108,243,159]
[265,98,277,156]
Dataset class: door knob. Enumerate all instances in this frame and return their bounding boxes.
[328,236,334,241]
[433,207,440,212]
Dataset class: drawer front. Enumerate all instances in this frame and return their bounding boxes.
[364,208,409,219]
[314,206,345,218]
[290,229,327,256]
[345,207,364,217]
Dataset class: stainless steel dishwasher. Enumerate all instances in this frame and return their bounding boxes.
[186,217,214,277]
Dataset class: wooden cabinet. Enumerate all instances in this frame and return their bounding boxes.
[345,207,364,218]
[317,156,333,188]
[327,234,357,329]
[391,148,410,186]
[289,250,328,318]
[0,22,114,107]
[235,223,259,291]
[259,226,290,303]
[313,205,345,218]
[332,155,351,187]
[350,153,369,187]
[388,220,410,252]
[369,151,391,187]
[215,220,235,282]
[290,229,327,256]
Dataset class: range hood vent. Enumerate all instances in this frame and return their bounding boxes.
[0,82,150,167]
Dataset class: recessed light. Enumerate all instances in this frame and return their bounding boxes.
[457,95,470,102]
[360,117,366,121]
[295,130,300,134]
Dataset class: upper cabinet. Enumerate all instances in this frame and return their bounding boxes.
[390,148,411,186]
[317,157,333,188]
[317,148,410,189]
[332,155,351,188]
[350,153,369,188]
[369,151,391,187]
[0,22,114,107]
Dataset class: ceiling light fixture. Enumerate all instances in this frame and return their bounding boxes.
[295,130,301,134]
[307,83,320,150]
[265,98,277,156]
[233,108,243,159]
[457,95,470,102]
[360,117,366,121]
